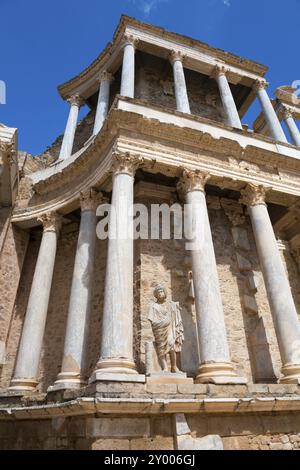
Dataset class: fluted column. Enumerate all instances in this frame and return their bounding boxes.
[59,94,84,160]
[90,153,143,382]
[179,170,246,384]
[170,50,191,114]
[214,66,242,129]
[254,80,287,143]
[281,107,300,146]
[93,72,114,135]
[120,34,138,99]
[50,190,104,391]
[9,213,62,392]
[240,184,300,384]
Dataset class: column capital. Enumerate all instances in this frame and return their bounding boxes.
[239,184,269,207]
[111,151,144,177]
[170,50,185,64]
[123,33,139,49]
[178,169,210,194]
[67,94,84,108]
[0,141,15,164]
[80,189,106,211]
[253,79,269,91]
[98,70,114,83]
[212,64,229,79]
[38,212,62,233]
[279,105,294,120]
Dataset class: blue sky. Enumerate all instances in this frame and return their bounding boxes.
[1,0,299,155]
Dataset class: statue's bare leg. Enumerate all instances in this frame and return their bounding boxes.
[160,356,168,372]
[170,351,180,373]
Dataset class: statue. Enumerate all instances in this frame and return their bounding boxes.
[148,285,184,373]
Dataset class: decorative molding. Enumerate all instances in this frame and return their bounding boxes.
[80,189,106,211]
[239,184,269,207]
[67,94,84,108]
[111,151,144,177]
[38,212,62,233]
[178,169,210,194]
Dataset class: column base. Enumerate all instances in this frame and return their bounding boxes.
[195,363,248,385]
[9,378,38,392]
[89,358,141,384]
[279,363,300,384]
[47,372,87,392]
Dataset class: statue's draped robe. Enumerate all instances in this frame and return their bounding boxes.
[148,301,184,358]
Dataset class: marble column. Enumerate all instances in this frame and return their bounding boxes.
[9,213,62,391]
[93,72,114,135]
[179,170,246,384]
[214,66,242,129]
[90,153,143,382]
[254,80,288,143]
[120,34,138,99]
[281,107,300,146]
[59,94,84,160]
[50,190,103,391]
[240,184,300,384]
[170,50,191,114]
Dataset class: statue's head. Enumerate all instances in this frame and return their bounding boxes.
[153,284,167,303]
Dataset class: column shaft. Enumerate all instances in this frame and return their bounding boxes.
[10,213,61,391]
[215,68,242,129]
[51,191,101,390]
[59,95,83,160]
[284,114,300,146]
[180,171,246,384]
[170,51,190,114]
[241,185,300,384]
[120,36,137,99]
[93,72,113,135]
[91,154,141,380]
[255,82,287,143]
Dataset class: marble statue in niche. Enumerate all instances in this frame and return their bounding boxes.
[148,284,184,373]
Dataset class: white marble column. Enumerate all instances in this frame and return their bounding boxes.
[214,66,242,129]
[170,51,191,114]
[254,80,288,143]
[93,72,114,135]
[90,153,143,382]
[240,184,300,384]
[59,94,84,161]
[9,213,62,392]
[179,170,246,384]
[50,190,103,391]
[120,34,138,99]
[281,107,300,146]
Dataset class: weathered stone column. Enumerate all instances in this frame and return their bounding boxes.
[93,72,114,135]
[254,80,288,143]
[50,190,103,391]
[214,66,242,129]
[9,213,62,391]
[240,184,300,384]
[59,94,84,160]
[170,51,191,114]
[179,170,246,384]
[281,107,300,146]
[120,34,138,99]
[90,153,143,382]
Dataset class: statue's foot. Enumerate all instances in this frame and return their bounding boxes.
[171,366,181,373]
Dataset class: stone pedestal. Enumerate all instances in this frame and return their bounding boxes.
[170,51,191,114]
[254,80,287,143]
[9,213,61,392]
[241,184,300,384]
[146,372,193,385]
[59,94,83,160]
[179,170,247,385]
